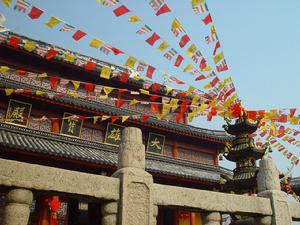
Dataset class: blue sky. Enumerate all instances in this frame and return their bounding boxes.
[1,0,300,178]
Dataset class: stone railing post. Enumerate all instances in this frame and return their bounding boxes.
[203,212,221,225]
[3,188,33,225]
[113,127,155,225]
[257,158,291,225]
[101,201,118,225]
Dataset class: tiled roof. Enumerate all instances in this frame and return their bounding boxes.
[0,123,221,182]
[0,76,232,142]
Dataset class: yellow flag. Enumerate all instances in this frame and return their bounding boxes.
[203,83,212,90]
[156,114,163,120]
[133,75,143,81]
[224,93,238,107]
[200,66,212,72]
[186,44,197,57]
[162,104,171,115]
[183,64,194,72]
[213,52,224,64]
[125,56,137,69]
[45,17,62,28]
[35,90,45,96]
[211,25,216,35]
[89,38,103,48]
[5,88,13,96]
[171,18,183,31]
[192,95,200,105]
[166,86,173,95]
[128,16,142,22]
[199,103,207,111]
[24,41,37,52]
[139,89,149,95]
[71,81,80,90]
[121,116,130,123]
[100,66,111,79]
[188,112,195,122]
[93,116,101,124]
[157,41,169,52]
[38,73,48,78]
[99,95,108,100]
[64,54,76,63]
[129,99,139,105]
[2,0,12,7]
[170,98,179,108]
[191,0,205,7]
[103,87,113,95]
[187,86,196,94]
[67,90,78,98]
[0,66,10,73]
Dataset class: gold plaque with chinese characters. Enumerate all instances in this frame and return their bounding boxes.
[5,99,32,127]
[104,123,125,146]
[60,112,83,138]
[147,132,165,154]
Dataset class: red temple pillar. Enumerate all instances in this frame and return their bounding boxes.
[51,118,60,133]
[38,197,50,225]
[172,144,178,158]
[190,212,196,225]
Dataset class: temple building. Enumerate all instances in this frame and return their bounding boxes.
[0,31,233,225]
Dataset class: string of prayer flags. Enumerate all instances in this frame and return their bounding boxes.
[14,0,30,13]
[45,16,62,28]
[72,30,87,41]
[113,5,130,17]
[28,6,44,19]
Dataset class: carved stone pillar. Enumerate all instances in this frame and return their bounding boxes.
[101,201,118,225]
[113,127,155,225]
[152,205,158,225]
[203,212,220,225]
[3,188,33,225]
[257,158,291,225]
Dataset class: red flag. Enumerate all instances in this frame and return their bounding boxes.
[150,94,160,101]
[277,114,287,123]
[247,111,257,120]
[195,74,206,81]
[118,89,127,93]
[151,103,159,113]
[199,58,207,70]
[72,30,87,41]
[151,83,161,92]
[50,76,59,90]
[111,116,119,123]
[290,108,297,117]
[28,6,44,19]
[174,55,184,67]
[178,92,187,98]
[145,32,160,46]
[213,41,221,55]
[9,36,21,48]
[216,60,228,72]
[84,83,95,92]
[16,70,28,75]
[120,72,129,82]
[113,5,130,17]
[210,77,220,87]
[85,61,96,71]
[115,99,126,108]
[111,47,124,55]
[176,112,183,123]
[202,13,212,25]
[179,34,190,48]
[46,48,58,60]
[142,115,150,122]
[180,99,189,114]
[79,116,87,121]
[155,4,171,16]
[146,65,155,78]
[23,89,32,95]
[176,79,185,84]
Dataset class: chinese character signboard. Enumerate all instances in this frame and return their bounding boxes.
[5,99,32,127]
[105,123,124,146]
[60,112,83,138]
[147,132,165,154]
